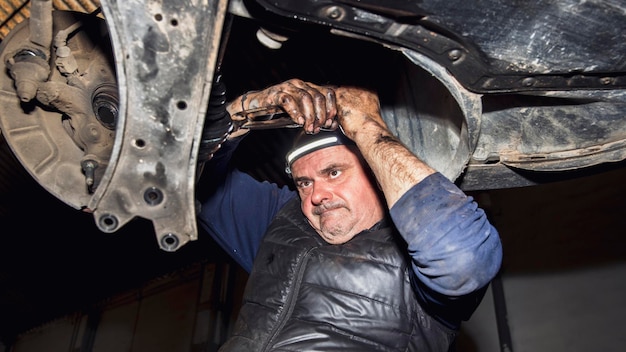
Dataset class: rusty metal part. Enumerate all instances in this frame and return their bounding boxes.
[4,47,50,102]
[0,10,117,209]
[90,0,229,251]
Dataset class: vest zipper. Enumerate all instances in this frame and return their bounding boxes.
[261,247,315,352]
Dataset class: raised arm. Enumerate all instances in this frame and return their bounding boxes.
[332,86,501,328]
[332,86,437,207]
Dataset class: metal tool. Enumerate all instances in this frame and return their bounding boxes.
[231,106,302,130]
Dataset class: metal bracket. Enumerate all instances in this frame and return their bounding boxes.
[91,0,229,251]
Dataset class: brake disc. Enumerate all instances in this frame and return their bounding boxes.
[0,10,116,211]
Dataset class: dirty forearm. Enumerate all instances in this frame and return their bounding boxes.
[344,118,436,208]
[333,86,436,207]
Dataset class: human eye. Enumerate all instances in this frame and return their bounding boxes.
[328,169,342,179]
[296,179,312,189]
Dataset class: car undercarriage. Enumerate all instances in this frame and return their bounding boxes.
[0,0,624,252]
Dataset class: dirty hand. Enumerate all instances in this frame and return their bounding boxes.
[229,79,339,135]
[333,85,389,142]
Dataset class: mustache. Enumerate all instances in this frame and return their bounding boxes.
[312,201,346,216]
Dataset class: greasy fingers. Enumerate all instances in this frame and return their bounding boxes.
[248,79,338,134]
[323,88,338,129]
[277,79,337,133]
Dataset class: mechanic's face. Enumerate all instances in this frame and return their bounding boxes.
[290,145,385,244]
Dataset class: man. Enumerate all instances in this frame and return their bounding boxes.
[198,79,502,351]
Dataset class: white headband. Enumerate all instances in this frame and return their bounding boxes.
[286,136,339,165]
[284,131,354,175]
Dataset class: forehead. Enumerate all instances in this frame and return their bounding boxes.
[290,145,359,174]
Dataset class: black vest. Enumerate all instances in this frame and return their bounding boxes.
[220,198,455,351]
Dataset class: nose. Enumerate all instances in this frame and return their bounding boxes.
[310,181,332,205]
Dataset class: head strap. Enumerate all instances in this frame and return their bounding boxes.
[285,130,354,175]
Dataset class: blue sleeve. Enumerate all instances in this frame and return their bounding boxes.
[197,138,296,273]
[389,172,502,327]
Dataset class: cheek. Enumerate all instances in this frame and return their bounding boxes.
[299,197,314,216]
[346,188,377,214]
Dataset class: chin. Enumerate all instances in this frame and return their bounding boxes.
[319,230,356,245]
